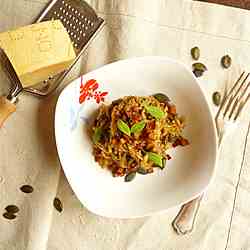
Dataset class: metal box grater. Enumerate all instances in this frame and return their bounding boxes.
[24,0,105,97]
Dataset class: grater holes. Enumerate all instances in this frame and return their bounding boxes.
[75,10,78,14]
[85,26,88,30]
[80,30,83,34]
[77,37,80,41]
[91,22,94,26]
[66,20,69,24]
[66,12,68,16]
[70,32,74,36]
[73,34,77,38]
[68,5,71,10]
[62,0,65,4]
[73,25,76,29]
[75,19,78,23]
[59,16,63,19]
[87,20,91,24]
[56,13,60,17]
[83,33,86,37]
[69,23,72,27]
[71,7,75,11]
[54,11,57,14]
[59,7,62,10]
[62,9,65,13]
[63,18,66,22]
[72,16,75,20]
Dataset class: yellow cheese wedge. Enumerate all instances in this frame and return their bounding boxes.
[0,20,76,88]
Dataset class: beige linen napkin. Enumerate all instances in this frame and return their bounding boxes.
[1,1,250,250]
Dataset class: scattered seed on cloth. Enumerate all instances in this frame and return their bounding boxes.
[20,185,34,194]
[221,55,232,69]
[5,205,19,214]
[191,46,200,60]
[212,91,221,106]
[3,212,16,220]
[53,198,63,213]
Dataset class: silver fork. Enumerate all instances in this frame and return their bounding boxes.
[172,72,250,235]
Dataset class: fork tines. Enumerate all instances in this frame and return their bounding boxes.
[219,72,250,121]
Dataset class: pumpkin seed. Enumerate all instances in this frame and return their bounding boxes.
[153,93,170,103]
[221,55,231,69]
[191,46,200,60]
[137,167,148,175]
[53,197,63,213]
[5,205,19,214]
[3,212,16,220]
[192,62,207,72]
[212,91,221,106]
[20,185,34,194]
[117,119,131,136]
[193,69,204,78]
[124,172,136,182]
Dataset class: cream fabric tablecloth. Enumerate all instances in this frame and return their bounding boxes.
[1,0,250,249]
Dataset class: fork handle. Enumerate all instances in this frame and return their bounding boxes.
[172,194,203,235]
[0,96,16,128]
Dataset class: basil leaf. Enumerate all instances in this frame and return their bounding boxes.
[148,152,163,167]
[131,120,146,134]
[144,105,165,120]
[117,119,131,136]
[92,127,103,144]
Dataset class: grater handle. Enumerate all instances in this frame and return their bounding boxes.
[0,96,16,128]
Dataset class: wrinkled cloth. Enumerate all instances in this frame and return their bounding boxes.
[1,0,250,250]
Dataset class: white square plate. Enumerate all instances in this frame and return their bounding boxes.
[55,56,218,218]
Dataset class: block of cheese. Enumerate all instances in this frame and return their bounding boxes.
[0,20,76,87]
